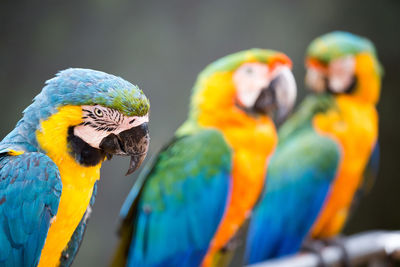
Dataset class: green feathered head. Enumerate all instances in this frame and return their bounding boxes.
[307,31,378,63]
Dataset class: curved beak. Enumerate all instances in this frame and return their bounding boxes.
[253,66,297,124]
[99,123,150,175]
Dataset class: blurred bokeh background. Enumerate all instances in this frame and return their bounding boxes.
[1,0,399,266]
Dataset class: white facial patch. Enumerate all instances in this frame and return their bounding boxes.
[328,56,355,93]
[233,62,271,108]
[73,105,149,148]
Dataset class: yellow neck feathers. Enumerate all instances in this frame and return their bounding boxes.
[193,71,277,163]
[36,105,102,186]
[353,53,381,104]
[36,105,102,267]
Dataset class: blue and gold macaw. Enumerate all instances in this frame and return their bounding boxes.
[0,69,150,267]
[245,31,382,264]
[112,49,297,267]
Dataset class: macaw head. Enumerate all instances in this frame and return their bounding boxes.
[305,31,383,104]
[188,49,297,128]
[24,68,150,175]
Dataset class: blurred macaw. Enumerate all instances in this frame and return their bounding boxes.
[245,31,382,264]
[112,49,297,267]
[0,69,150,267]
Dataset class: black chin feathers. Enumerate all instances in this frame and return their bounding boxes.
[67,127,105,166]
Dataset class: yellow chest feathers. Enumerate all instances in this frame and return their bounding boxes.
[311,95,378,237]
[36,106,102,267]
[313,95,378,164]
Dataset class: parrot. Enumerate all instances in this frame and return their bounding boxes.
[245,31,382,264]
[0,68,150,267]
[112,49,297,267]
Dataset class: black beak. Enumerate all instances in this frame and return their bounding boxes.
[252,68,296,124]
[99,123,149,175]
[253,79,278,116]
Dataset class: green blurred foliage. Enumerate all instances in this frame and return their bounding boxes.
[0,0,399,266]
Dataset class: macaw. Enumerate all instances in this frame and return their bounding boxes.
[245,31,382,264]
[0,68,150,267]
[112,49,297,267]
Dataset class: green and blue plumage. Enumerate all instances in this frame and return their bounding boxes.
[0,68,148,267]
[117,129,232,267]
[245,95,339,263]
[245,31,381,264]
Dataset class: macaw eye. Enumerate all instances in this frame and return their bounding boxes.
[94,108,103,117]
[244,66,254,74]
[233,62,270,108]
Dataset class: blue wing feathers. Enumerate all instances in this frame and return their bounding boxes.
[363,142,379,191]
[0,152,62,267]
[246,130,340,264]
[117,129,232,267]
[129,170,229,267]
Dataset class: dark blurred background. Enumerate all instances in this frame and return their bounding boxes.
[1,0,399,266]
